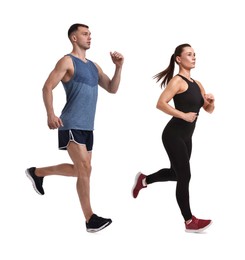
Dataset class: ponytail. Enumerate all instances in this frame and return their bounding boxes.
[153,54,175,88]
[154,43,191,88]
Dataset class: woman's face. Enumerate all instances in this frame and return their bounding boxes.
[177,47,196,70]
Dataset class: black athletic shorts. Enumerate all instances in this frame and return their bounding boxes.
[58,129,93,152]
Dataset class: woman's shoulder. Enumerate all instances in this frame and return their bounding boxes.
[168,74,187,87]
[167,75,188,93]
[171,74,184,83]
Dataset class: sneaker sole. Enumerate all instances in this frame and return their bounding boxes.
[86,220,112,233]
[131,172,144,198]
[25,169,43,195]
[185,221,212,233]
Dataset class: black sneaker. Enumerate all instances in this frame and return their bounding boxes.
[25,167,45,195]
[86,214,112,233]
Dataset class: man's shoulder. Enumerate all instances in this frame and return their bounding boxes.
[62,54,72,61]
[57,54,73,65]
[53,54,73,71]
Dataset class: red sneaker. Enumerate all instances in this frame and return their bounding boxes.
[185,216,212,233]
[132,172,147,198]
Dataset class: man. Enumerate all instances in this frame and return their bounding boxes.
[25,23,124,232]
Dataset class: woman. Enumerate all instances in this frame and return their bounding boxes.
[132,43,215,233]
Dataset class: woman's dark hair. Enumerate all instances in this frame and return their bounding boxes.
[153,43,191,88]
[68,23,89,39]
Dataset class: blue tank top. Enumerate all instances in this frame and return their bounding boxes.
[59,54,99,130]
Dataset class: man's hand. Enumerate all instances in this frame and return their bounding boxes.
[110,51,124,67]
[47,115,63,129]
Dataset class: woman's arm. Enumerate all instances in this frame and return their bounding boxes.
[196,80,215,114]
[157,76,198,122]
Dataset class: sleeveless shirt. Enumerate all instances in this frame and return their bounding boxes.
[59,54,99,131]
[174,74,204,115]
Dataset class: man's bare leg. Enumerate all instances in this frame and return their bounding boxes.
[26,141,112,232]
[35,163,76,177]
[67,142,93,222]
[66,142,112,232]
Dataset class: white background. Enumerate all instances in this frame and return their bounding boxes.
[1,0,244,259]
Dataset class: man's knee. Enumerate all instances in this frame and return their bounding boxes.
[75,161,92,177]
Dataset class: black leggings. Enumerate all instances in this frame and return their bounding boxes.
[146,118,196,221]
